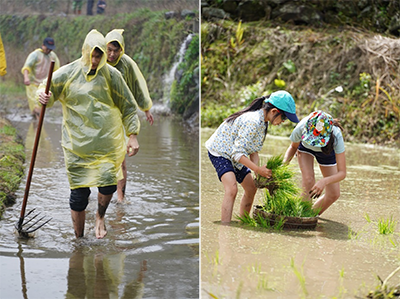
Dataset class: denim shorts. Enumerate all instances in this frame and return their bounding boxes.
[298,142,336,166]
[208,152,251,183]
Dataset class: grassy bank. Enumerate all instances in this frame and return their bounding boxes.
[201,21,400,147]
[0,117,25,219]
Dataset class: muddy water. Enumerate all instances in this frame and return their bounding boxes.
[0,105,199,299]
[201,128,400,299]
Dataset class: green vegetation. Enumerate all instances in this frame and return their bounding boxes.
[201,20,400,146]
[170,34,199,117]
[0,118,25,218]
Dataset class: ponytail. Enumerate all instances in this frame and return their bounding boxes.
[225,96,267,123]
[225,95,279,142]
[321,119,343,155]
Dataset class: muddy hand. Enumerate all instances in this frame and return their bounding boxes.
[309,189,320,199]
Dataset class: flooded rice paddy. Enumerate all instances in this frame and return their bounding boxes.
[201,128,400,299]
[0,103,199,298]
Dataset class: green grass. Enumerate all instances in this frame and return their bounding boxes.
[377,216,397,235]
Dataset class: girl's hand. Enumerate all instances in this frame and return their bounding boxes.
[257,166,272,179]
[309,179,327,199]
[38,91,51,105]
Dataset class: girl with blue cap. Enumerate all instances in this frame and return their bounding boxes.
[283,111,346,215]
[205,90,299,223]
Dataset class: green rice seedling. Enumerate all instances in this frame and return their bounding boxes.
[347,226,363,240]
[378,216,397,235]
[237,212,258,227]
[238,211,272,229]
[272,216,286,230]
[213,250,222,266]
[262,189,319,218]
[257,274,274,291]
[364,213,372,223]
[290,258,308,297]
[265,154,283,170]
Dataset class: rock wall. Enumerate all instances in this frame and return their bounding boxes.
[202,0,400,36]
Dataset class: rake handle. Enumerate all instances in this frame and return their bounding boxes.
[19,61,55,222]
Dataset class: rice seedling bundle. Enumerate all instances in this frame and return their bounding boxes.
[255,155,319,219]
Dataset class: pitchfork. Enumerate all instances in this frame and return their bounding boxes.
[15,61,55,237]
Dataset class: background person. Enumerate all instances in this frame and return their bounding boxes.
[205,90,300,223]
[0,33,7,76]
[105,29,154,202]
[97,0,106,14]
[283,110,346,215]
[21,37,60,119]
[37,29,140,239]
[72,0,83,14]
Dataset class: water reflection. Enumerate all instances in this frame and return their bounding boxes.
[65,248,147,299]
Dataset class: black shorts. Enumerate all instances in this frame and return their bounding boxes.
[298,143,336,166]
[69,185,117,211]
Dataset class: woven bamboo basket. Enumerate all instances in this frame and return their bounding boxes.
[253,205,318,229]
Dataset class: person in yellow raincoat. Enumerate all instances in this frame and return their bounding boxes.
[22,37,60,119]
[0,33,7,76]
[105,29,154,202]
[37,29,140,239]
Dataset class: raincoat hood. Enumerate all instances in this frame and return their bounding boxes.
[105,29,125,66]
[81,29,107,80]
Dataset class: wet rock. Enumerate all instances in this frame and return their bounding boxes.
[165,11,178,19]
[272,3,322,25]
[181,9,196,19]
[202,7,229,20]
[237,1,267,21]
[222,0,238,14]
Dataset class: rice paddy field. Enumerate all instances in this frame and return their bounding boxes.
[200,128,400,299]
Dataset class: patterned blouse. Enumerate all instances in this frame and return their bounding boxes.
[205,109,267,169]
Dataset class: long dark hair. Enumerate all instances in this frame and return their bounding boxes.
[321,119,344,155]
[225,95,282,141]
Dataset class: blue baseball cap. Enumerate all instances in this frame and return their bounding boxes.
[265,90,299,123]
[43,37,55,50]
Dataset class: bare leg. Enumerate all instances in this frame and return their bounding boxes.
[313,165,340,215]
[96,192,113,239]
[220,172,238,224]
[33,106,41,121]
[239,173,257,217]
[117,158,127,203]
[297,151,316,201]
[71,210,85,238]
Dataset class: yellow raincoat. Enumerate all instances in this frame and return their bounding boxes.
[37,29,140,189]
[0,34,6,76]
[21,47,60,112]
[105,29,152,112]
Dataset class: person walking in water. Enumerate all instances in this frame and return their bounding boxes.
[22,37,60,120]
[205,90,300,223]
[105,29,154,202]
[37,29,140,239]
[283,110,346,215]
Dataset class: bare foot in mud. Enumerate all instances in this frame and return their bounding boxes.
[95,215,107,239]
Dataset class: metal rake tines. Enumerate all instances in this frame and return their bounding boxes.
[16,208,52,234]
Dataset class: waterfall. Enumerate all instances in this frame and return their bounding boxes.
[162,33,194,105]
[151,33,194,116]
